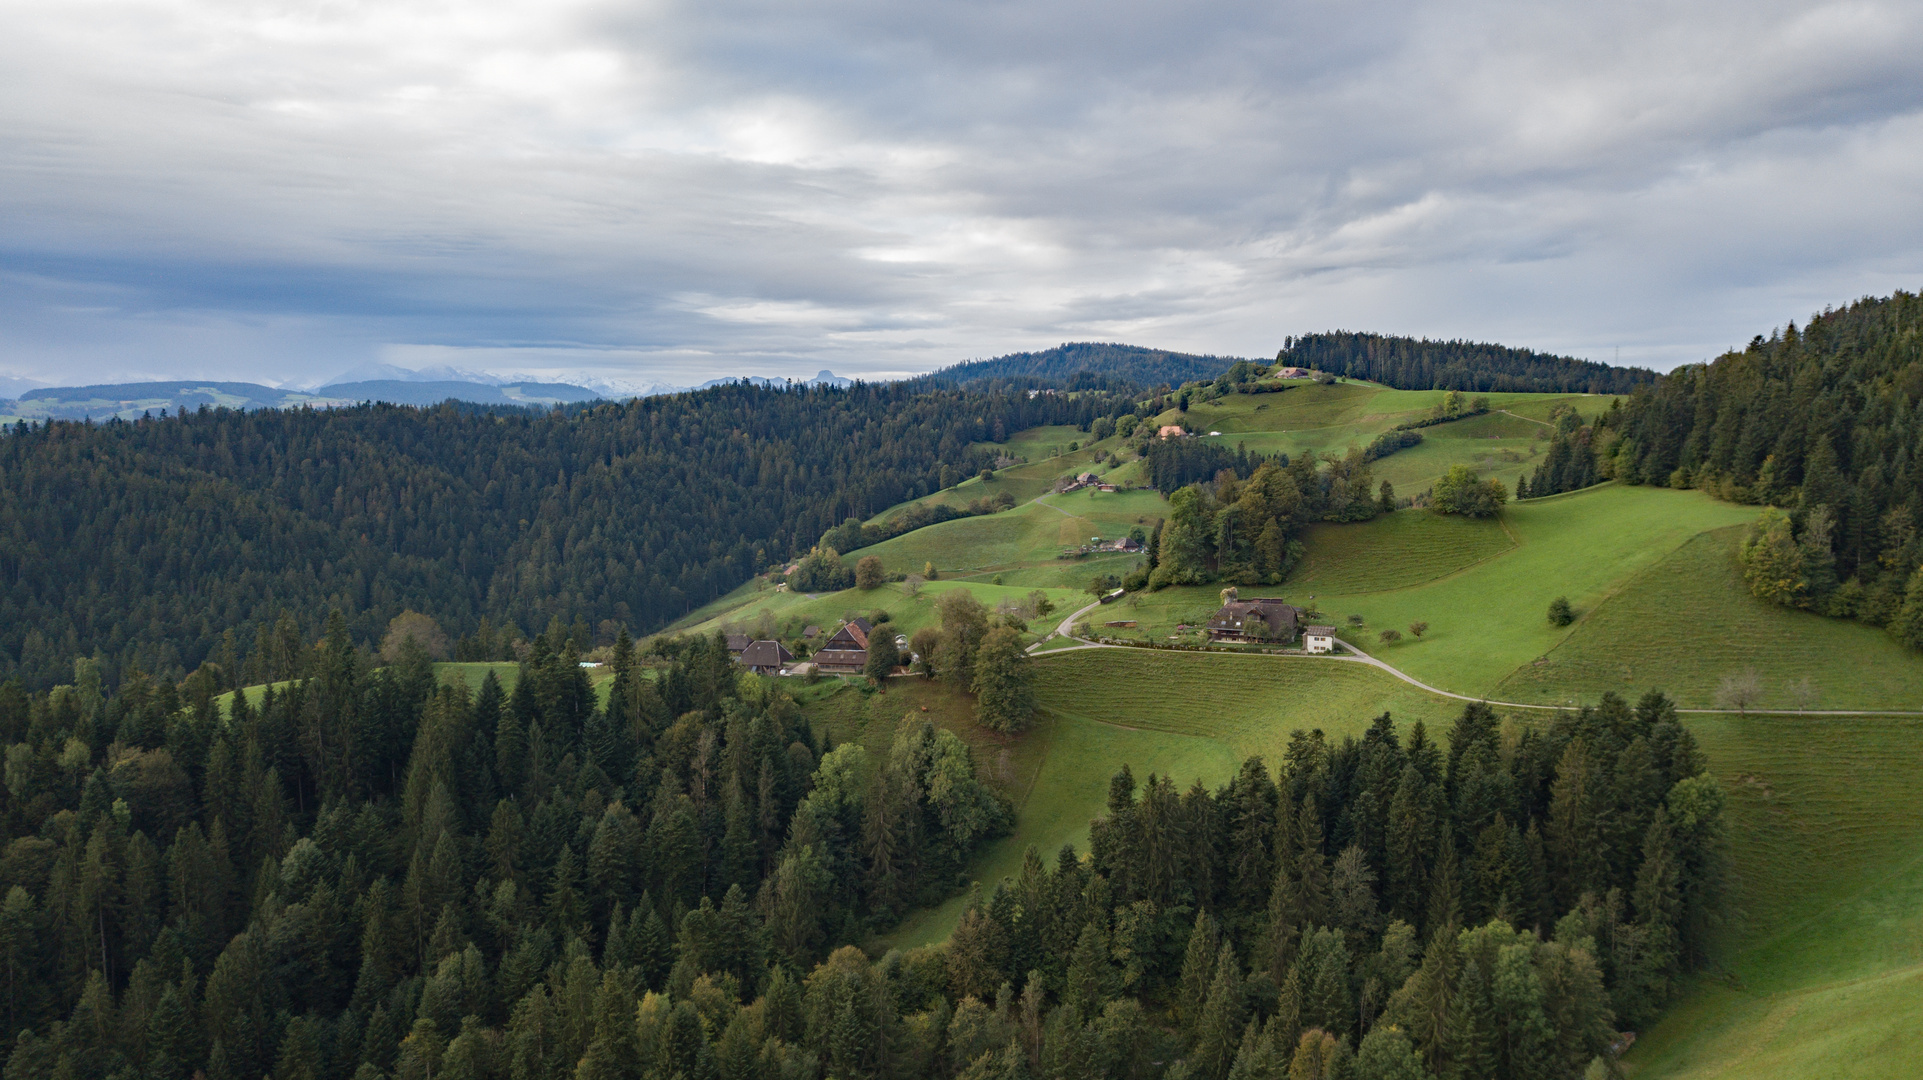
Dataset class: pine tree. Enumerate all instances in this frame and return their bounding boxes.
[1177,910,1222,1034]
[1449,959,1496,1080]
[1188,942,1246,1080]
[1291,799,1331,930]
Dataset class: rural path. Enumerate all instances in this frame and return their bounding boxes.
[1497,408,1553,427]
[1026,623,1923,717]
[1030,598,1107,653]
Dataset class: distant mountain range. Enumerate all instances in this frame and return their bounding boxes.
[0,379,602,422]
[0,369,863,422]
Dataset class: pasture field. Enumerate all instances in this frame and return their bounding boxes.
[1627,717,1923,1079]
[677,577,1089,644]
[1495,526,1923,710]
[1171,384,1604,494]
[1084,485,1761,700]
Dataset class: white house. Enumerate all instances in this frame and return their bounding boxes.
[1303,625,1336,654]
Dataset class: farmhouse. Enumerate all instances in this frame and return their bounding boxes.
[1158,425,1186,439]
[1277,367,1310,378]
[1205,597,1300,642]
[737,640,794,674]
[812,617,872,673]
[1303,625,1336,654]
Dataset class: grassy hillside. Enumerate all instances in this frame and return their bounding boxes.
[1627,717,1923,1079]
[1172,383,1602,494]
[1495,527,1923,711]
[1092,485,1763,702]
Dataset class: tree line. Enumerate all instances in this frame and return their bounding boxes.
[0,381,1136,691]
[1528,292,1923,648]
[1280,334,1656,395]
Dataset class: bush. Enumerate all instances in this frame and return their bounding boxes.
[1431,465,1509,517]
[1346,614,1366,627]
[1547,597,1574,626]
[1378,628,1402,644]
[1408,621,1429,638]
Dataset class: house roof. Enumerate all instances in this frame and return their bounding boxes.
[724,634,750,652]
[739,640,794,668]
[827,619,871,649]
[1205,598,1301,634]
[1158,425,1186,438]
[1304,625,1336,636]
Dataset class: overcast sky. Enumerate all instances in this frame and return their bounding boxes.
[2,0,1920,389]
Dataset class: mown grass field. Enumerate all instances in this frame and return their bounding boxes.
[1495,526,1923,710]
[1627,717,1923,1079]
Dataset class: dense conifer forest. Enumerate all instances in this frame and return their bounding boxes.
[1281,334,1656,395]
[931,345,1243,390]
[0,608,1719,1080]
[0,383,1132,690]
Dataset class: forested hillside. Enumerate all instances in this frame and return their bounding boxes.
[932,344,1241,390]
[0,383,1130,689]
[0,607,1719,1079]
[1282,333,1655,394]
[1594,292,1923,645]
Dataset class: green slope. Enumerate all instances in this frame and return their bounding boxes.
[1495,526,1923,710]
[1628,717,1923,1079]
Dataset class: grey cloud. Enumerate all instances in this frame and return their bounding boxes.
[0,0,1919,386]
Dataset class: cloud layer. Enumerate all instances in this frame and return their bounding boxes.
[2,0,1920,386]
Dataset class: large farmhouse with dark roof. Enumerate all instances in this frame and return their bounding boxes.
[812,617,873,673]
[1205,597,1301,643]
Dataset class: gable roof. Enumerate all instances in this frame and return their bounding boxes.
[827,620,871,649]
[1304,625,1336,637]
[739,640,794,668]
[1205,598,1300,635]
[725,634,751,653]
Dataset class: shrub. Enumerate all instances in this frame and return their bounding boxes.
[1346,614,1366,627]
[1408,621,1429,638]
[1378,629,1402,644]
[1547,597,1574,626]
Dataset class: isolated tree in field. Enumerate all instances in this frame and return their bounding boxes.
[923,561,940,581]
[1088,574,1120,598]
[1547,597,1574,626]
[1715,668,1763,715]
[1378,629,1402,645]
[863,633,900,683]
[854,556,885,590]
[980,469,994,482]
[1347,614,1366,628]
[380,610,449,662]
[901,574,924,598]
[1430,465,1508,517]
[1787,677,1817,711]
[1408,621,1429,638]
[972,625,1035,733]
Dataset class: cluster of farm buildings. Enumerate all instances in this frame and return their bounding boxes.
[725,616,907,677]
